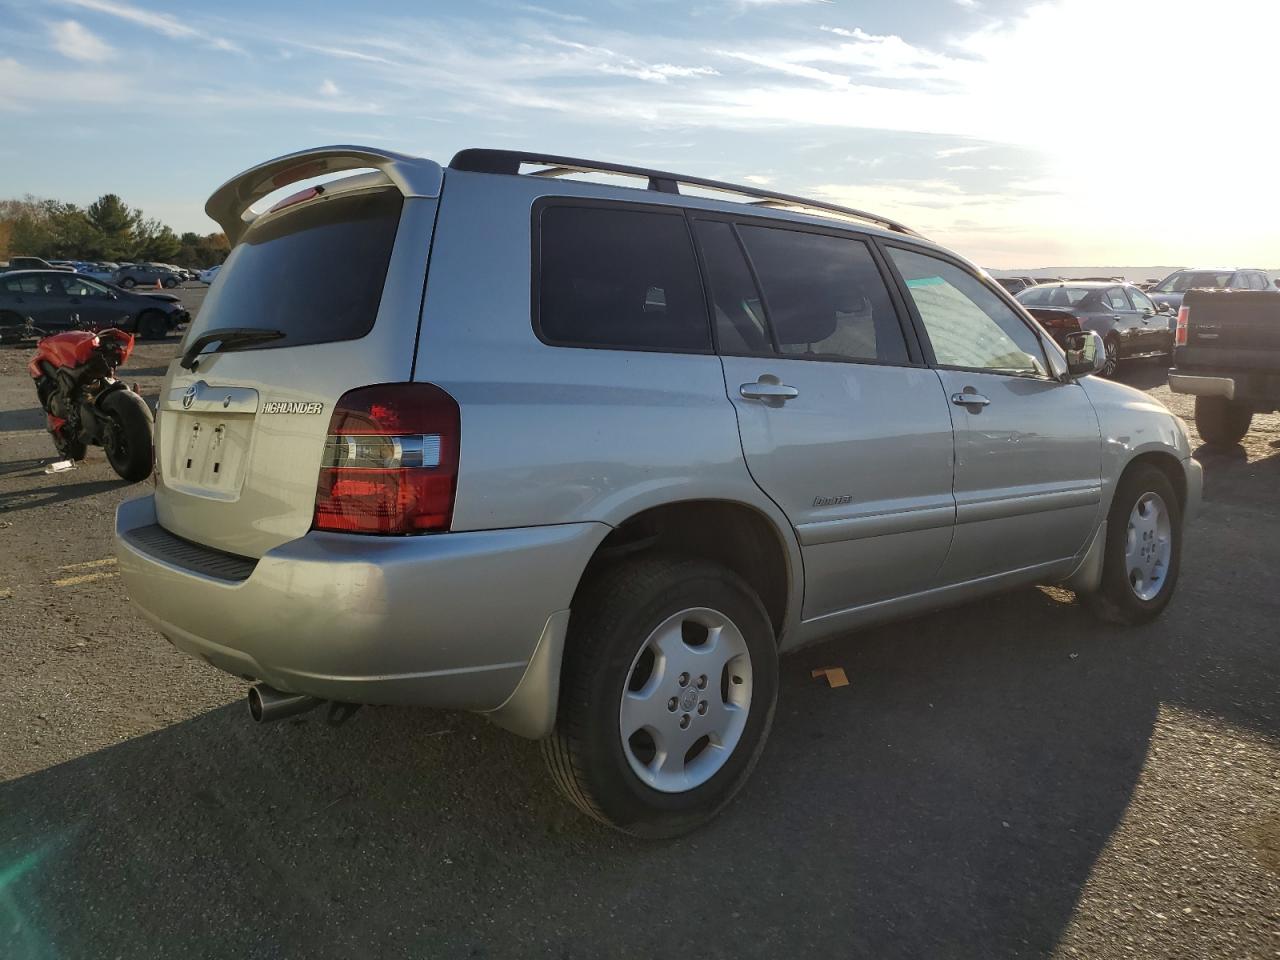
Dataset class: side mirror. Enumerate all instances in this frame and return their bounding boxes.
[1063,330,1106,378]
[1156,302,1171,313]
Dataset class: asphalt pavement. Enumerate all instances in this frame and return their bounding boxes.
[0,286,1276,959]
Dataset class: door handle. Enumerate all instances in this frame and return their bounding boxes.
[951,392,991,407]
[740,380,799,402]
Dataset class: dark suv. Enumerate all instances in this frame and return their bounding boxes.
[113,263,183,289]
[0,270,189,340]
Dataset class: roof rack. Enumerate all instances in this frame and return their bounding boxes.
[449,148,923,239]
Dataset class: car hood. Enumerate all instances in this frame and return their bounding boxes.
[134,292,182,304]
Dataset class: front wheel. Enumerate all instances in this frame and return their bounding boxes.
[1082,464,1182,625]
[99,389,154,482]
[1194,396,1252,446]
[119,277,136,289]
[162,277,178,289]
[138,310,168,340]
[543,555,779,838]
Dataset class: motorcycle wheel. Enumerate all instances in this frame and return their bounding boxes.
[100,390,154,482]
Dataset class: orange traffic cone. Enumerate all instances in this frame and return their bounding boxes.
[155,279,162,290]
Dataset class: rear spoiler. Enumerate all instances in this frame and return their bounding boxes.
[205,145,443,244]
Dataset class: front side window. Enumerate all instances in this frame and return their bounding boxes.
[1104,287,1130,310]
[57,275,109,298]
[1128,287,1156,313]
[888,247,1046,376]
[537,205,710,352]
[736,224,908,364]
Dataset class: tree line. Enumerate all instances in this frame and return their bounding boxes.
[0,194,229,269]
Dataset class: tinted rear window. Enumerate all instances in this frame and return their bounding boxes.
[1018,286,1095,306]
[536,205,710,352]
[1155,271,1233,293]
[184,188,402,349]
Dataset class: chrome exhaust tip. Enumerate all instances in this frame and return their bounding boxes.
[247,683,323,723]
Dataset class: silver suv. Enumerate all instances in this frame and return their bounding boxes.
[115,146,1202,837]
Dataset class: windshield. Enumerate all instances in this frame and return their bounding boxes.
[1017,286,1095,307]
[1154,271,1233,293]
[183,187,403,351]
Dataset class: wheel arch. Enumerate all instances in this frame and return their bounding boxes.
[1122,450,1187,515]
[571,498,801,645]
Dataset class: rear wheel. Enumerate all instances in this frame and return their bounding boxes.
[162,277,178,289]
[0,310,23,343]
[100,389,154,482]
[1194,396,1252,446]
[120,277,136,289]
[1101,335,1120,378]
[543,555,779,838]
[138,310,168,340]
[1082,463,1182,625]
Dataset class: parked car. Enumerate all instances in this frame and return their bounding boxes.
[114,145,1201,837]
[1148,268,1275,313]
[995,277,1033,294]
[0,269,189,340]
[1,256,75,274]
[1169,288,1280,445]
[198,264,222,284]
[70,261,120,283]
[1017,281,1173,376]
[113,263,182,289]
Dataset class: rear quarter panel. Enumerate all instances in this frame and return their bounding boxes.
[414,171,805,633]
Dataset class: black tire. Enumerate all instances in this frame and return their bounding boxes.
[162,277,178,289]
[1082,463,1182,626]
[1101,335,1120,378]
[543,555,779,838]
[138,310,168,340]
[99,389,154,482]
[0,310,23,343]
[120,277,136,289]
[1194,396,1252,447]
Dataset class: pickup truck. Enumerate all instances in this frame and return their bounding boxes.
[1169,288,1280,445]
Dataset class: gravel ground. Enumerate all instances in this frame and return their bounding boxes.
[0,288,1276,959]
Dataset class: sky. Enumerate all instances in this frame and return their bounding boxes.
[1,0,1277,268]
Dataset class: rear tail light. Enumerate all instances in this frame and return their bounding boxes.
[313,383,460,535]
[1175,306,1189,346]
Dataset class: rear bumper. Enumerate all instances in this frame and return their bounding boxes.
[1168,373,1236,399]
[115,495,606,727]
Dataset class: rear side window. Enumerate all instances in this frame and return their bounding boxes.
[3,276,41,294]
[185,188,403,350]
[537,205,710,352]
[736,225,909,364]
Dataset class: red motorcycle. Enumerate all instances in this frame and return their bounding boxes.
[27,325,155,482]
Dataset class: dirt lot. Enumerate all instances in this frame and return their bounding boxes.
[1,289,1277,959]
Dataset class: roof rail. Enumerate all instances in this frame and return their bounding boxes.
[449,148,923,238]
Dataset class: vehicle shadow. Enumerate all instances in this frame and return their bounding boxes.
[0,477,126,513]
[1116,359,1170,391]
[0,407,45,432]
[0,588,1175,960]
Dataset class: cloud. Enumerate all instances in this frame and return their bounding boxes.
[56,0,243,53]
[286,41,400,67]
[0,56,131,110]
[545,38,719,83]
[743,174,773,185]
[514,3,589,22]
[47,19,114,62]
[319,78,340,97]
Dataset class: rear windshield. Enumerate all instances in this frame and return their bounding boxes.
[1154,271,1232,293]
[184,188,402,349]
[1017,286,1095,306]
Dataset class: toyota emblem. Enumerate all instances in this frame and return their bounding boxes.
[182,384,197,409]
